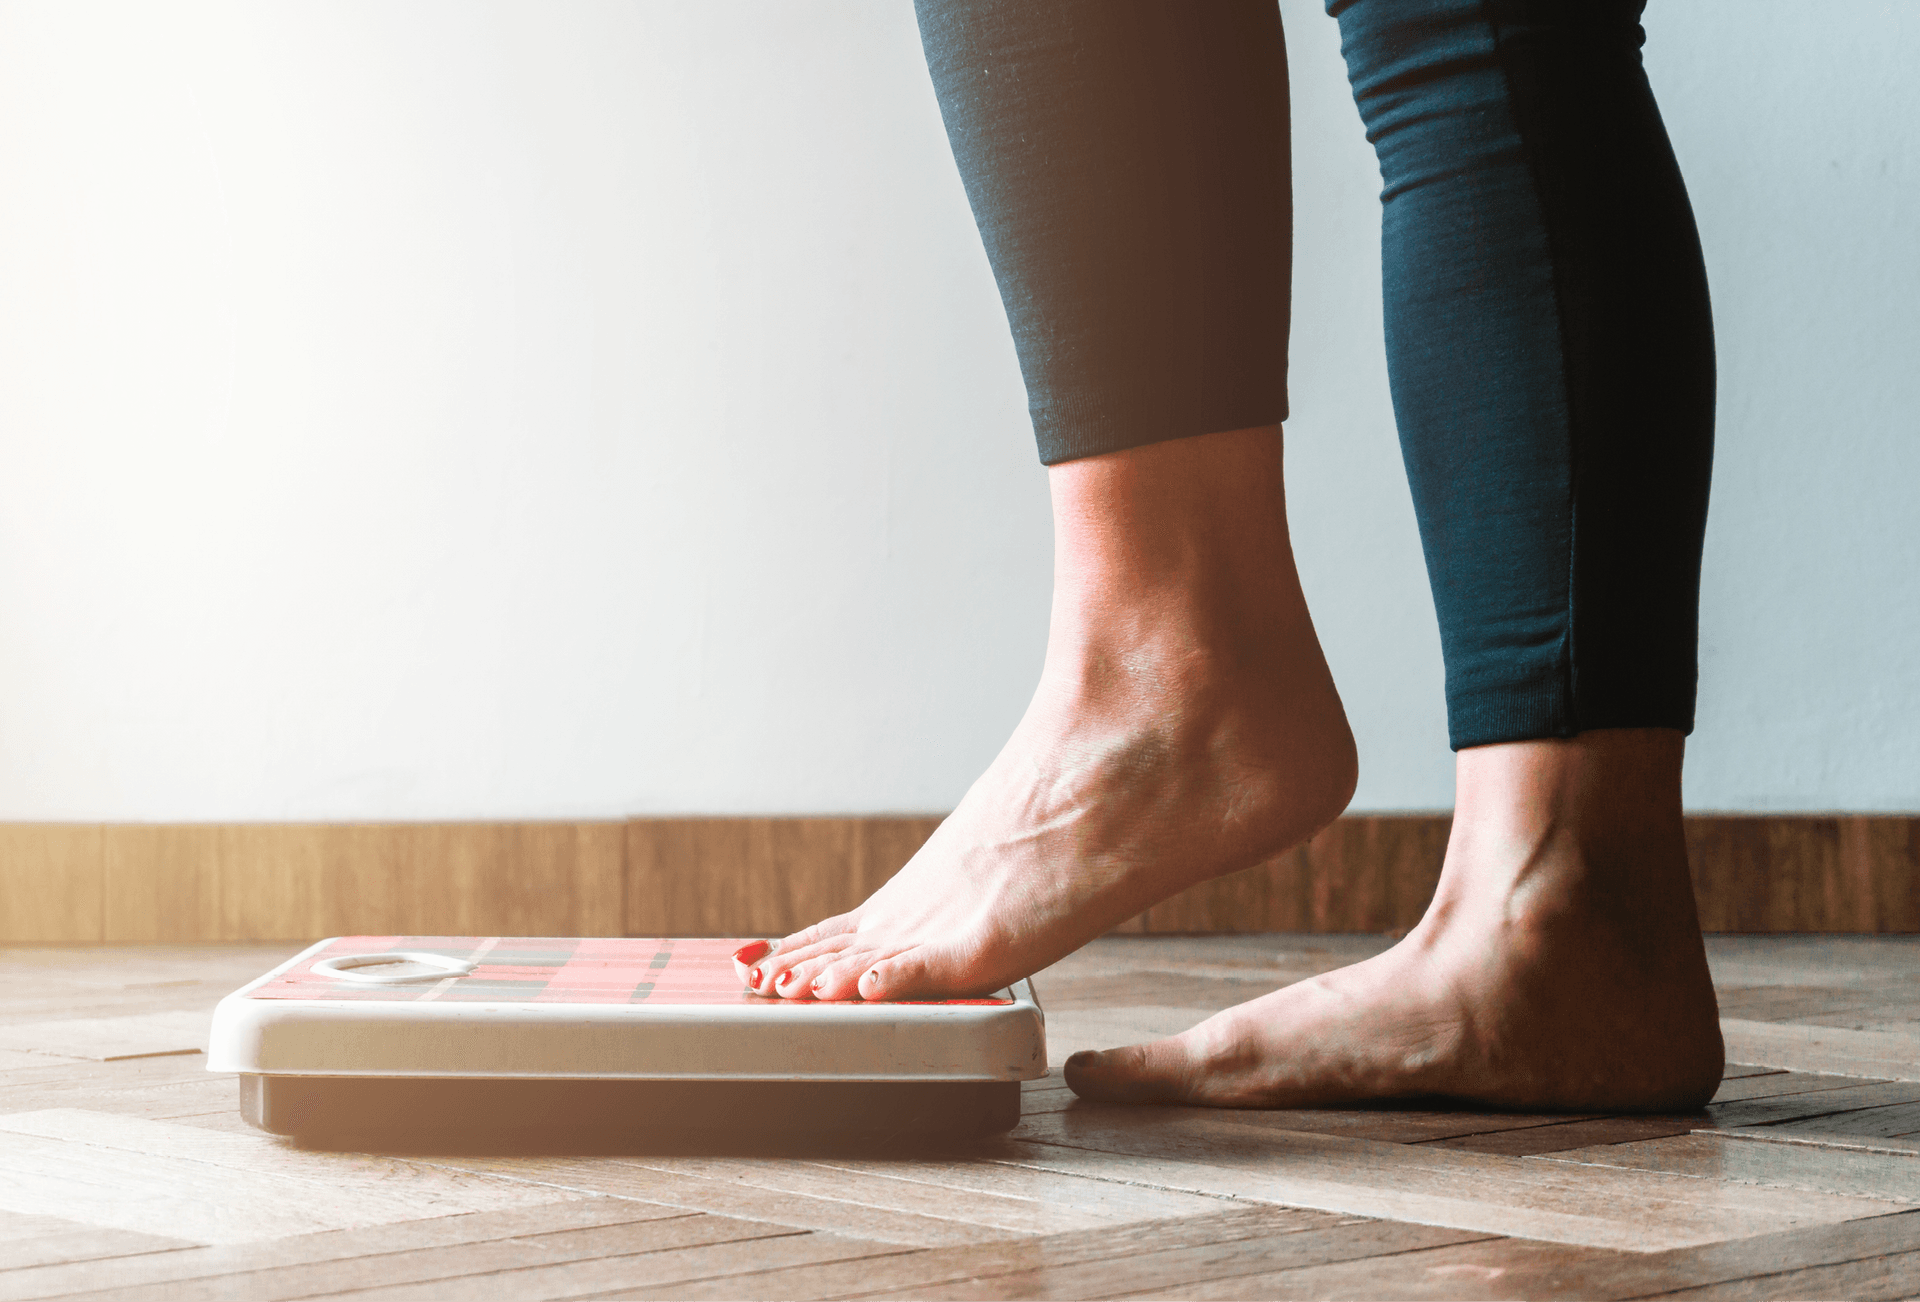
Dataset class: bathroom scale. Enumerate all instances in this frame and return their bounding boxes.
[207,936,1046,1147]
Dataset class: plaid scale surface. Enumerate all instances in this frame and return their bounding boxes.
[250,937,1013,1005]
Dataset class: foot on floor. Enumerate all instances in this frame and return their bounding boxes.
[1064,730,1726,1113]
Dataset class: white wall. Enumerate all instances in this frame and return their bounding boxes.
[0,0,1911,820]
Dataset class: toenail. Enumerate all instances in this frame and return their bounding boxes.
[776,971,793,990]
[748,967,762,987]
[733,940,770,964]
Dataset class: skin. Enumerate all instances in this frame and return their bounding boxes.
[740,424,1724,1112]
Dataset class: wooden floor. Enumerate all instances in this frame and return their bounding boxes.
[2,936,1918,1300]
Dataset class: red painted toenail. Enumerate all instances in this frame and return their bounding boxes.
[748,967,762,986]
[733,940,770,964]
[775,971,793,990]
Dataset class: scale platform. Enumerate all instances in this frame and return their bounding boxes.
[207,936,1047,1148]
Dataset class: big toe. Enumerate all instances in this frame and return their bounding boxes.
[1063,1040,1197,1104]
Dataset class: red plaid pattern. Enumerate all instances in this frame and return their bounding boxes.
[250,937,1013,1005]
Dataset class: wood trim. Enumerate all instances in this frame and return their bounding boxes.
[1,822,625,943]
[623,816,945,938]
[0,825,105,941]
[1,815,1914,942]
[1112,816,1456,936]
[1685,816,1920,933]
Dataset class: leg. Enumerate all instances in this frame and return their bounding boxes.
[1069,0,1724,1110]
[745,1,1356,1002]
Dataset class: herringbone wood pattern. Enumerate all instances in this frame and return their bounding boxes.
[2,935,1918,1298]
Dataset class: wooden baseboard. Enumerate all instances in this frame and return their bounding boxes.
[2,815,1914,943]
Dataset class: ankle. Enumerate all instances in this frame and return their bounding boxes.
[1043,426,1335,702]
[1050,427,1301,621]
[1426,729,1703,945]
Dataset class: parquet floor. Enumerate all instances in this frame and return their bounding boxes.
[2,936,1917,1300]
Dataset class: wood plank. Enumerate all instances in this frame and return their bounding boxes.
[66,1214,818,1302]
[1705,935,1920,986]
[1036,972,1290,1012]
[0,1199,668,1302]
[1705,1078,1920,1128]
[1142,1234,1617,1301]
[1796,1005,1920,1033]
[1422,1114,1706,1157]
[101,826,222,945]
[99,822,625,942]
[0,825,104,942]
[624,816,942,937]
[1708,1069,1887,1103]
[0,1073,235,1125]
[1043,934,1393,978]
[1688,817,1920,933]
[0,1210,194,1272]
[0,1011,207,1061]
[1021,1098,1615,1147]
[271,1229,892,1302]
[422,1156,1025,1249]
[550,1156,1123,1238]
[792,1155,1234,1224]
[1651,1248,1920,1301]
[1714,1127,1920,1158]
[1763,1099,1920,1141]
[1039,1007,1221,1064]
[1003,1110,1904,1251]
[1720,1018,1920,1082]
[1160,1209,1920,1301]
[1018,1081,1078,1116]
[1715,984,1887,1021]
[0,1054,223,1119]
[1120,815,1453,934]
[1838,816,1920,933]
[888,1221,1489,1301]
[1551,1207,1920,1299]
[610,1206,1343,1302]
[516,1233,909,1302]
[1546,1132,1920,1204]
[1196,1104,1618,1146]
[0,1110,578,1244]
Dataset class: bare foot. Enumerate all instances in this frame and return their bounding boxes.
[741,427,1357,1002]
[1064,730,1725,1112]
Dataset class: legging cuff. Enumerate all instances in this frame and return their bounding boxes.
[1037,397,1289,467]
[1447,682,1699,750]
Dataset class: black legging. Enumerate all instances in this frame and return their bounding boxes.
[915,0,1715,750]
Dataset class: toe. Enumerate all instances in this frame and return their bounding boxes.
[769,940,863,999]
[731,939,774,988]
[1063,1039,1197,1103]
[750,935,849,995]
[806,953,874,1002]
[857,945,979,1002]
